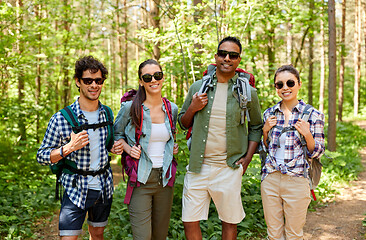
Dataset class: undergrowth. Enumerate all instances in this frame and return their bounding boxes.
[1,121,365,239]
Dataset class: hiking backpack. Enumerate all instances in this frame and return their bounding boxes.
[261,104,323,200]
[50,105,114,200]
[120,90,177,204]
[186,64,256,148]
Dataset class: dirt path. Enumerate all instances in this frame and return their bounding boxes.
[304,120,366,240]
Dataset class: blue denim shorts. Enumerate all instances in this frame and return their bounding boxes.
[59,189,113,236]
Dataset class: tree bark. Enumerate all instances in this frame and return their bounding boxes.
[16,0,26,142]
[319,1,325,113]
[327,0,337,151]
[353,0,361,116]
[150,0,161,60]
[123,0,128,87]
[338,0,346,121]
[308,0,314,106]
[286,22,292,64]
[61,0,70,107]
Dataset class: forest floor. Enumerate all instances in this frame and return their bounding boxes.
[303,120,366,240]
[34,121,366,240]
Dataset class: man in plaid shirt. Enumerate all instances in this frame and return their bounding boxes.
[37,56,123,239]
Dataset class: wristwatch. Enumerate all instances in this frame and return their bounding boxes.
[60,146,65,158]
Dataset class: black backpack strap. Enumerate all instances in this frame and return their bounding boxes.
[102,105,114,151]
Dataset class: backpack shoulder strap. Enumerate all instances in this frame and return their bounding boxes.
[60,106,80,133]
[162,98,176,136]
[102,105,114,151]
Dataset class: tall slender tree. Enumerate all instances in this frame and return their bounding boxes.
[338,0,346,121]
[353,0,361,116]
[319,0,326,113]
[327,0,337,151]
[308,0,315,105]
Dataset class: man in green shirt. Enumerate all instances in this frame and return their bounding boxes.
[179,36,263,240]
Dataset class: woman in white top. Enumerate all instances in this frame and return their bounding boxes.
[114,59,178,240]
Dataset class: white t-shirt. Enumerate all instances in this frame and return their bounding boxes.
[274,132,286,166]
[82,109,102,190]
[147,123,170,168]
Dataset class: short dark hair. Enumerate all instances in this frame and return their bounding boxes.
[274,65,300,84]
[73,55,108,80]
[217,36,242,53]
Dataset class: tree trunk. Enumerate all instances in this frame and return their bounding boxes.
[319,0,325,113]
[150,0,160,60]
[123,0,128,87]
[308,0,314,106]
[327,0,337,151]
[16,0,26,143]
[353,0,361,116]
[35,3,42,143]
[286,22,292,64]
[267,24,275,78]
[338,0,346,121]
[61,0,70,107]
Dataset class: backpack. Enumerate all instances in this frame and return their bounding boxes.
[186,64,256,148]
[120,90,177,204]
[50,105,114,200]
[261,104,322,200]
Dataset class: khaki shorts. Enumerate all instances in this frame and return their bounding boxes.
[182,163,245,224]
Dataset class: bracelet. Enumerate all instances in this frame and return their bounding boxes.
[60,146,65,158]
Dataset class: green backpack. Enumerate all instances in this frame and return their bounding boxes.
[50,105,114,200]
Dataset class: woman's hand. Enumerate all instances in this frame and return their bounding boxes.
[130,145,141,159]
[110,139,124,155]
[263,116,277,134]
[173,143,179,155]
[294,119,311,138]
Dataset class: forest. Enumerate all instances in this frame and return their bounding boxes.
[1,0,366,239]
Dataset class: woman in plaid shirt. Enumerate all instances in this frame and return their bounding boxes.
[261,65,325,240]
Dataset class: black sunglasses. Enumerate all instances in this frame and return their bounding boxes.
[217,50,240,60]
[274,79,296,89]
[80,78,105,85]
[141,71,164,82]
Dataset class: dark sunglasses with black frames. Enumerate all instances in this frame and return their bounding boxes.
[217,50,241,60]
[80,78,105,85]
[141,71,164,83]
[274,79,296,89]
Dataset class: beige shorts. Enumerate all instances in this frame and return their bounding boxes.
[182,163,245,224]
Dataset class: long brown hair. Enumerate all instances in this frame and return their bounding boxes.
[130,59,163,128]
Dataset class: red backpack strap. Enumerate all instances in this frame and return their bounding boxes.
[162,98,176,136]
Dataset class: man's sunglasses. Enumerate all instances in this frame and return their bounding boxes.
[274,79,296,89]
[141,71,164,82]
[80,78,105,85]
[217,50,240,60]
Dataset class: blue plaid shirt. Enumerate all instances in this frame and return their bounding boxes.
[37,99,114,209]
[261,100,325,181]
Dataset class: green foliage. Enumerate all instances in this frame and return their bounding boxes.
[0,143,58,239]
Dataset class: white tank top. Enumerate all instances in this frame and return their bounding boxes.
[147,123,170,168]
[274,132,286,166]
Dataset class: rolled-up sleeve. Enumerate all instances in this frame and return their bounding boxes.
[178,81,200,130]
[307,111,325,159]
[247,87,263,143]
[114,102,131,141]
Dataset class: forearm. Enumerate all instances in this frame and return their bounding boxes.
[304,132,315,154]
[246,140,259,159]
[49,143,73,164]
[179,105,197,129]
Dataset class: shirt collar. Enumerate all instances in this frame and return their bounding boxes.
[71,97,104,118]
[273,99,306,113]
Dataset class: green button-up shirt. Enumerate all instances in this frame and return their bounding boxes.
[178,73,263,173]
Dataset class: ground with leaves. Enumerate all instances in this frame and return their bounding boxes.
[33,122,366,240]
[304,121,366,240]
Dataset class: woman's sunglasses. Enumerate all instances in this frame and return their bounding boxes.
[141,71,164,83]
[217,50,240,60]
[274,79,296,89]
[81,78,105,85]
